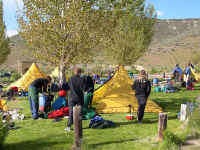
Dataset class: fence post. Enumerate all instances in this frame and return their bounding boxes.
[72,105,82,150]
[158,113,168,141]
[180,104,187,121]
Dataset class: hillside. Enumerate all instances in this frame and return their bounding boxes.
[137,19,200,70]
[0,35,34,70]
[2,18,200,71]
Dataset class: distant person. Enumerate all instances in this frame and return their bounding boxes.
[184,63,192,89]
[172,64,183,82]
[107,71,112,80]
[65,67,85,132]
[163,72,166,79]
[93,74,100,84]
[28,76,52,120]
[132,70,151,124]
[188,61,195,69]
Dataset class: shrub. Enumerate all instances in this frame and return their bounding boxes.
[150,67,159,74]
[188,103,200,137]
[10,72,21,82]
[159,131,183,150]
[131,68,139,74]
[0,113,8,148]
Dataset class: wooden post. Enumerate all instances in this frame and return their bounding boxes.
[180,104,187,121]
[158,113,168,141]
[72,105,82,150]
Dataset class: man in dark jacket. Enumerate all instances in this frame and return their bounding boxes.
[132,70,151,123]
[65,67,85,131]
[28,76,52,120]
[84,73,94,106]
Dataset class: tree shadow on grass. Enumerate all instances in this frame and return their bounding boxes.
[153,97,190,113]
[3,135,73,150]
[87,138,137,149]
[116,119,158,126]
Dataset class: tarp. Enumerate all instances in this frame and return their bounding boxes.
[8,63,47,91]
[191,68,200,81]
[93,66,163,113]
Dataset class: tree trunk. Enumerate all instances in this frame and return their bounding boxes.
[72,105,82,150]
[59,58,66,88]
[158,113,168,141]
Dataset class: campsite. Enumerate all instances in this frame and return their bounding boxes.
[1,1,200,150]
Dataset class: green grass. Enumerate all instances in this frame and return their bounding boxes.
[3,87,200,150]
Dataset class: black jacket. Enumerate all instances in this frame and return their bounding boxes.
[84,75,94,93]
[68,75,85,105]
[132,79,151,97]
[30,78,49,93]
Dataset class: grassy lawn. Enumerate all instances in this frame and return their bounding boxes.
[3,87,200,150]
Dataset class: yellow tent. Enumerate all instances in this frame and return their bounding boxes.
[0,99,8,111]
[93,66,163,113]
[8,63,47,91]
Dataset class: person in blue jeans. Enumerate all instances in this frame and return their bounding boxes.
[184,63,192,89]
[28,76,52,120]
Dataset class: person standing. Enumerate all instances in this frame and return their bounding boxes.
[172,64,183,82]
[28,76,52,120]
[84,73,95,106]
[132,70,151,124]
[65,67,85,131]
[185,63,192,89]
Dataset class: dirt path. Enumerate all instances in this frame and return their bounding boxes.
[181,139,200,150]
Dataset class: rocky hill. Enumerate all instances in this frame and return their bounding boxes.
[2,18,200,71]
[137,19,200,70]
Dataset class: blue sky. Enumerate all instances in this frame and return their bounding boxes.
[3,0,200,37]
[146,0,200,19]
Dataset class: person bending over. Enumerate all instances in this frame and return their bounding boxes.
[132,70,151,124]
[28,76,52,120]
[65,67,85,132]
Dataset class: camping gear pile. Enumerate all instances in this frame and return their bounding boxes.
[89,116,115,129]
[154,80,177,93]
[47,90,95,120]
[48,90,68,119]
[3,110,25,121]
[0,100,20,130]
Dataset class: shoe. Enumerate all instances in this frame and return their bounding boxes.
[138,121,142,124]
[64,127,71,132]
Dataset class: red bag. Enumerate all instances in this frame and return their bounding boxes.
[59,90,67,97]
[10,86,18,92]
[48,107,69,119]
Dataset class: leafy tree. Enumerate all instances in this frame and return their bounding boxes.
[0,0,10,65]
[104,0,157,65]
[18,0,112,86]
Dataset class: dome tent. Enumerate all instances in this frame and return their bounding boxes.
[93,66,163,113]
[8,63,47,91]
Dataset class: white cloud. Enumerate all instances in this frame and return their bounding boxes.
[157,10,164,17]
[6,30,18,37]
